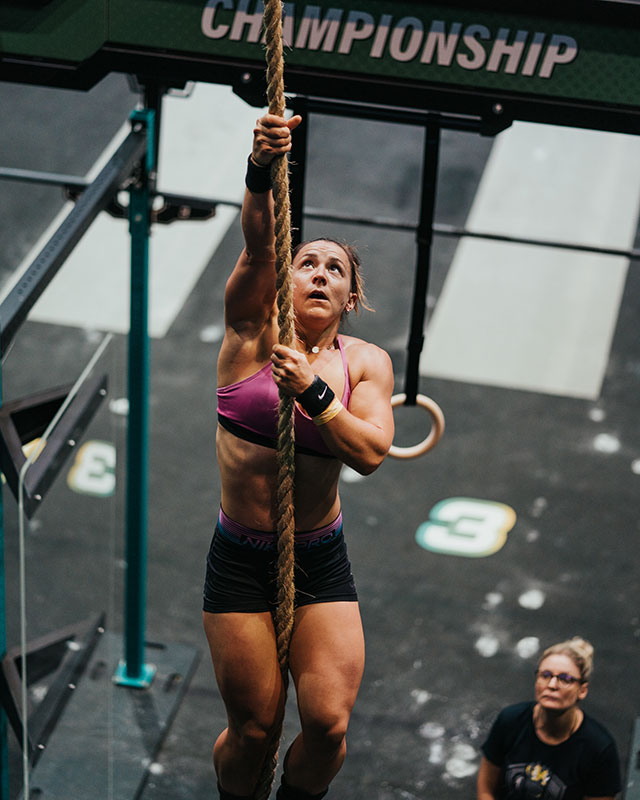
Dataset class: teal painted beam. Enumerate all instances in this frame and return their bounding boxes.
[114,108,157,688]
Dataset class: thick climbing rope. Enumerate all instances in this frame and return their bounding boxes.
[255,2,295,799]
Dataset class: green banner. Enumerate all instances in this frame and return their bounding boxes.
[0,0,106,62]
[1,0,639,112]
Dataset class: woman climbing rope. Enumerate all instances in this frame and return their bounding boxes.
[202,112,395,800]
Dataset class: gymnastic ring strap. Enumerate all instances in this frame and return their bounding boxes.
[388,393,445,459]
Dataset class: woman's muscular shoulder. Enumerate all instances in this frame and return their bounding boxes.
[342,335,393,383]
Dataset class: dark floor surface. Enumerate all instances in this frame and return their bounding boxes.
[1,74,638,799]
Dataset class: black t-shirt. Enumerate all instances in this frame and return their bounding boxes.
[482,701,622,799]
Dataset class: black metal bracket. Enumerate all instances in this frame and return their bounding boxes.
[0,372,108,518]
[0,613,105,766]
[0,169,220,226]
[93,190,218,225]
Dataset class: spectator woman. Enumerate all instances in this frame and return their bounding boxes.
[477,637,622,800]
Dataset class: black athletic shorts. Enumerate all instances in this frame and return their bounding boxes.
[202,519,358,613]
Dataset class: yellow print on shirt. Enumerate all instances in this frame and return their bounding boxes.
[525,763,551,787]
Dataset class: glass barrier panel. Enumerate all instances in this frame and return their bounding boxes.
[4,330,124,800]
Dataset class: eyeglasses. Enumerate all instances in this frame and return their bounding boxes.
[535,669,583,687]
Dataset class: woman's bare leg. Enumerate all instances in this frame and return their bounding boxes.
[203,610,286,796]
[282,602,365,795]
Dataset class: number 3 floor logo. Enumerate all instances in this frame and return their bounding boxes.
[416,497,516,558]
[5,439,116,498]
[66,440,116,497]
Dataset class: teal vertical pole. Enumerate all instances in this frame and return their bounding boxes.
[0,369,9,800]
[114,109,157,688]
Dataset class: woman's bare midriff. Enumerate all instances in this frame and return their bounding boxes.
[216,424,343,531]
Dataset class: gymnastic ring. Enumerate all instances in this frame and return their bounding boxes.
[388,393,445,460]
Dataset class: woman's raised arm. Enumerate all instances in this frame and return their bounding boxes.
[224,114,302,329]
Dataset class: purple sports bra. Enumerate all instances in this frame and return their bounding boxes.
[217,336,351,458]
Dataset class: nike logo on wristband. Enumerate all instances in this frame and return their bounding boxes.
[318,385,328,400]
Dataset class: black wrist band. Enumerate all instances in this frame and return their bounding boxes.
[296,376,335,417]
[245,155,272,193]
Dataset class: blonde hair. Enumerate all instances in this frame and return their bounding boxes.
[539,637,594,682]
